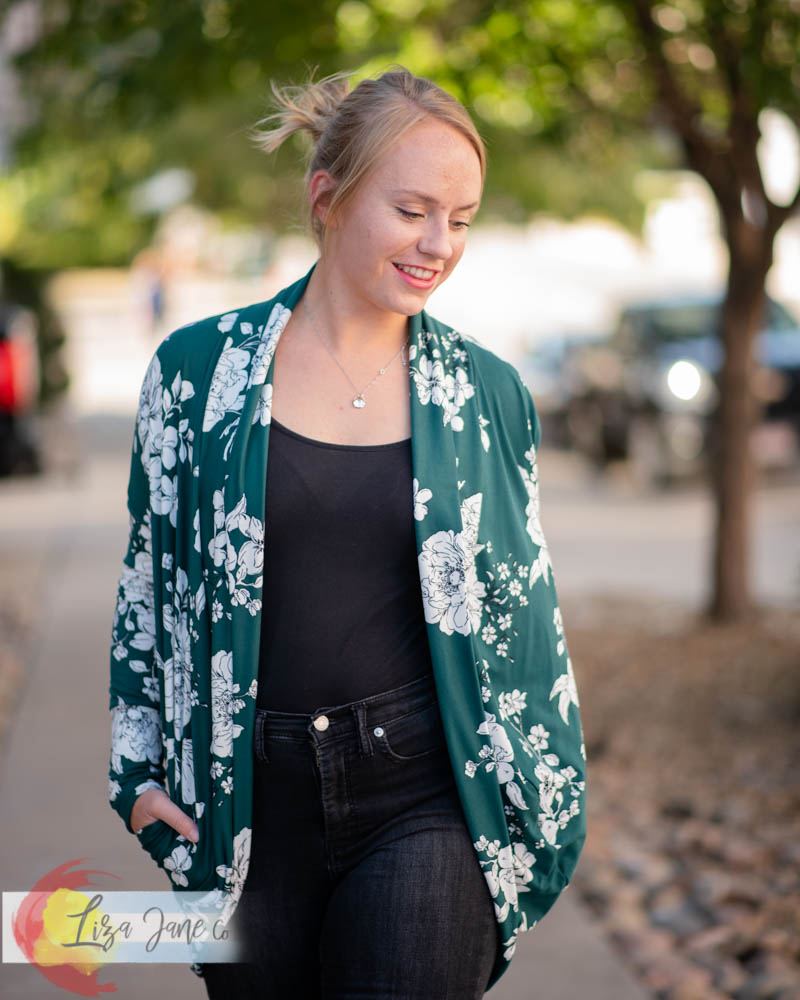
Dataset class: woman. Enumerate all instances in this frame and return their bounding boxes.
[108,67,587,999]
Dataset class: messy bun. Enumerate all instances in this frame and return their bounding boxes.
[251,66,486,250]
[254,72,352,152]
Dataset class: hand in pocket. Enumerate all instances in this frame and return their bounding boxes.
[130,787,199,843]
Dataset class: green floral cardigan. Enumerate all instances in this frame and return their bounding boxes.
[108,263,587,989]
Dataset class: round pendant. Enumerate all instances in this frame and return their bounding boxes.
[352,396,366,408]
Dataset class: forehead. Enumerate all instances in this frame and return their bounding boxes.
[369,118,483,203]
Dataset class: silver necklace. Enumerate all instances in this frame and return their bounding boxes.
[303,296,409,409]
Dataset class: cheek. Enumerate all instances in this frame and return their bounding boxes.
[369,222,400,262]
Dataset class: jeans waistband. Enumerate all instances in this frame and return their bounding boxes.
[254,670,439,743]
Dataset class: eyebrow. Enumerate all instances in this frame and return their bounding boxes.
[391,189,479,212]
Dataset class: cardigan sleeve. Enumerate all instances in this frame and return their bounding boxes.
[107,351,167,834]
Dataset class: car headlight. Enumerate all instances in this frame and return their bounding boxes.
[655,358,716,414]
[666,360,703,401]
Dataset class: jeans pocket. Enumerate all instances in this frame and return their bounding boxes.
[375,699,447,762]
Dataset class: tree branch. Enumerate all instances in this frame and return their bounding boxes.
[712,8,768,203]
[621,0,736,206]
[623,0,703,143]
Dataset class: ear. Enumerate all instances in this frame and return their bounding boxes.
[309,170,338,228]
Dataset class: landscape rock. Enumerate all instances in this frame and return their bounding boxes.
[565,600,800,1000]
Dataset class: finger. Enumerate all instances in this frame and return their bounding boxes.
[155,797,200,844]
[130,797,155,834]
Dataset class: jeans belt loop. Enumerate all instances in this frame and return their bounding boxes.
[351,703,372,758]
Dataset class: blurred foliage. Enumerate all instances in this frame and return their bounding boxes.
[2,0,798,270]
[2,0,345,267]
[0,0,670,270]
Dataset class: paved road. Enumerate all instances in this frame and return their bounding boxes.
[0,420,653,998]
[538,449,800,610]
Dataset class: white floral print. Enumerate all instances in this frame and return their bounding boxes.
[110,703,162,774]
[410,350,475,432]
[519,444,552,587]
[473,836,536,924]
[412,478,432,520]
[181,738,196,805]
[210,650,245,758]
[252,382,272,426]
[550,659,581,725]
[418,528,486,635]
[203,338,250,433]
[216,826,251,900]
[208,491,264,615]
[135,354,195,520]
[418,492,486,636]
[164,843,194,887]
[249,304,290,388]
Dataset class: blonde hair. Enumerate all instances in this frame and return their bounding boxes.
[252,66,486,250]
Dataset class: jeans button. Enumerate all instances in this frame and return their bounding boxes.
[373,726,385,737]
[313,715,330,731]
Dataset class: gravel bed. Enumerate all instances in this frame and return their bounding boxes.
[563,596,800,1000]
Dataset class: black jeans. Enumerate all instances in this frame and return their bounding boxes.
[201,671,498,999]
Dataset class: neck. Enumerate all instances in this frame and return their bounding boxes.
[302,256,410,356]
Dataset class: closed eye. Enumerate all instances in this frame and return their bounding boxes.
[397,207,472,231]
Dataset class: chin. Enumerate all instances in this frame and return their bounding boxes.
[396,297,433,317]
[383,284,439,316]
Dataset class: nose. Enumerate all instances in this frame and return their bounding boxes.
[417,214,454,262]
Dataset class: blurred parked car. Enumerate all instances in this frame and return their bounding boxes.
[562,294,800,485]
[0,302,41,475]
[516,332,608,448]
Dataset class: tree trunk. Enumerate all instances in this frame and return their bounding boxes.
[708,219,773,621]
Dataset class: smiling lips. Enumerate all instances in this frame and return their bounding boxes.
[393,262,440,287]
[395,263,437,278]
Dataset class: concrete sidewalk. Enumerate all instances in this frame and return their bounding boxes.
[0,442,649,999]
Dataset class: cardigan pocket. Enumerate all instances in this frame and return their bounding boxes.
[135,818,181,869]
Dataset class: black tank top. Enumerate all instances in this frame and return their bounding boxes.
[256,417,435,712]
